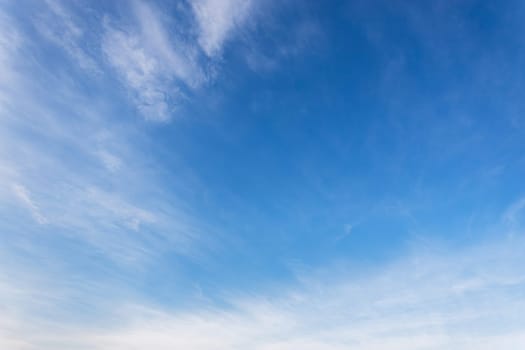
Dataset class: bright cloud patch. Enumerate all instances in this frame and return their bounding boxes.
[191,0,255,57]
[102,0,257,121]
[102,2,206,121]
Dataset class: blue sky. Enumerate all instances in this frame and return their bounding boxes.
[1,0,525,348]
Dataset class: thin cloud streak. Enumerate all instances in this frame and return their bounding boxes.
[35,0,101,73]
[11,184,48,224]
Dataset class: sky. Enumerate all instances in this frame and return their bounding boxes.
[1,0,525,349]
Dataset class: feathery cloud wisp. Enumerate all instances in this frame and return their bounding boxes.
[103,0,258,121]
[190,0,255,57]
[102,1,204,121]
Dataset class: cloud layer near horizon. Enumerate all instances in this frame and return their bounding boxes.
[2,235,525,349]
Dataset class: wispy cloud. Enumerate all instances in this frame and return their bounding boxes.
[35,0,101,73]
[190,0,255,57]
[0,10,23,103]
[503,197,525,230]
[102,1,206,121]
[11,184,48,224]
[102,26,173,121]
[2,235,525,349]
[101,0,262,121]
[0,5,206,264]
[244,16,324,73]
[26,0,299,121]
[96,149,122,173]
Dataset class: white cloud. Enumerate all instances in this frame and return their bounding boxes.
[132,1,204,88]
[191,0,255,57]
[0,4,205,264]
[0,10,24,113]
[28,0,267,121]
[97,150,122,173]
[11,184,48,224]
[503,197,525,227]
[103,29,173,121]
[35,0,101,73]
[2,236,525,349]
[102,1,205,121]
[102,26,172,122]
